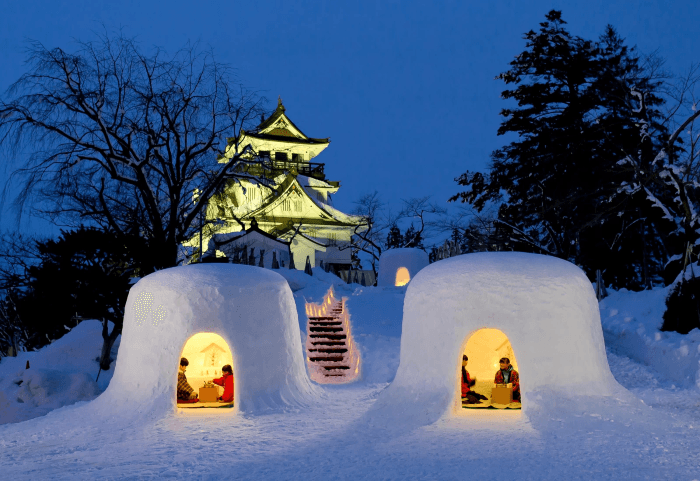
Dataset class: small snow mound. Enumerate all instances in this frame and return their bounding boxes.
[17,369,98,407]
[377,248,429,287]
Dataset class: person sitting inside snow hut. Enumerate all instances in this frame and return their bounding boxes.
[461,355,487,404]
[212,364,234,403]
[177,358,198,401]
[494,357,520,402]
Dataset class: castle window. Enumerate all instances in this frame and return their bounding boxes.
[275,152,288,161]
[294,200,302,212]
[259,151,270,159]
[282,199,291,212]
[292,153,303,162]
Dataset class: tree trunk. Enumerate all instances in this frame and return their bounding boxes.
[99,318,121,371]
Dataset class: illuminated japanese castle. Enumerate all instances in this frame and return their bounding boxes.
[187,99,367,272]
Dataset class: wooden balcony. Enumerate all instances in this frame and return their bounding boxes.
[234,156,326,180]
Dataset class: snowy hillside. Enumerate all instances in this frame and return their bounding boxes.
[0,266,699,479]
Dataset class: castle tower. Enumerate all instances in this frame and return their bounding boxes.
[186,99,366,273]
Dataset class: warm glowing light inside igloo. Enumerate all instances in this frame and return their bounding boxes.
[395,267,411,286]
[178,332,234,396]
[463,328,518,381]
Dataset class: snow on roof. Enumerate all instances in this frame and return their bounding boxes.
[368,252,619,426]
[95,264,318,417]
[377,248,429,286]
[306,193,367,228]
[297,175,336,189]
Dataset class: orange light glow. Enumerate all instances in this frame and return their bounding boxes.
[179,332,233,391]
[395,267,410,286]
[463,328,518,381]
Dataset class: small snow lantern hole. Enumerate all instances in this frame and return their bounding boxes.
[395,267,410,286]
[177,332,235,409]
[460,328,521,410]
[305,286,361,384]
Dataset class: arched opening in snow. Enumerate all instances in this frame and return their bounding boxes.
[177,332,235,409]
[460,328,521,410]
[305,286,361,384]
[395,267,411,286]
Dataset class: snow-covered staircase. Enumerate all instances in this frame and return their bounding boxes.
[305,287,360,383]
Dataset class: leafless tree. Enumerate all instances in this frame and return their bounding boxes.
[396,196,447,246]
[0,32,267,269]
[347,191,389,272]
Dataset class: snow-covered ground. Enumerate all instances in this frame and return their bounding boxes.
[1,267,699,479]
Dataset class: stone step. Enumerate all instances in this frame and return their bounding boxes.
[309,327,343,333]
[309,334,347,340]
[308,348,348,354]
[309,321,342,326]
[308,316,336,321]
[310,341,346,346]
[323,365,350,371]
[309,356,345,362]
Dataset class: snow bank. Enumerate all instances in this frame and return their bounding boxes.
[0,320,114,425]
[600,287,700,388]
[370,252,620,426]
[92,264,318,418]
[377,248,428,287]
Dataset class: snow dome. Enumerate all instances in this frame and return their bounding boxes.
[377,248,429,287]
[372,252,618,425]
[98,264,316,417]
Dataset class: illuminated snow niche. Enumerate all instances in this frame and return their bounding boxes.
[395,267,411,286]
[463,328,519,402]
[178,332,234,402]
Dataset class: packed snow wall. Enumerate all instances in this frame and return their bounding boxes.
[377,248,429,287]
[95,264,317,417]
[371,252,619,425]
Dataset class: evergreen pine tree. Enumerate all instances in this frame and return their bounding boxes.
[386,224,403,249]
[403,225,424,249]
[450,10,669,288]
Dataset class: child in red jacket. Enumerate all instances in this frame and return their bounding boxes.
[461,355,487,404]
[212,364,234,403]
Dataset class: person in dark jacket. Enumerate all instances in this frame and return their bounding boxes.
[177,358,198,401]
[212,364,234,403]
[461,355,487,404]
[494,357,520,402]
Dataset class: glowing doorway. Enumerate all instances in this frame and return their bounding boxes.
[395,267,410,286]
[177,332,234,408]
[461,328,521,409]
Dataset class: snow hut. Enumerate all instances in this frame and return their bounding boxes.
[377,248,429,287]
[373,252,618,425]
[99,264,316,416]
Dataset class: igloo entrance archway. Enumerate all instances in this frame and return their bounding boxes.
[177,332,235,408]
[461,328,521,409]
[395,267,410,286]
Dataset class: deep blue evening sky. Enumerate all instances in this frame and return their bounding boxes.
[1,0,699,244]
